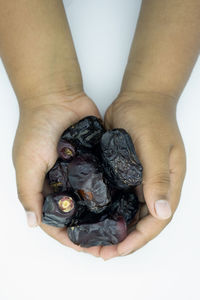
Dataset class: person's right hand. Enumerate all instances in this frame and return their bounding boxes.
[99,93,186,260]
[13,91,102,257]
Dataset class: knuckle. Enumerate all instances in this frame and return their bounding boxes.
[142,232,151,245]
[144,171,170,191]
[17,187,29,206]
[17,188,34,212]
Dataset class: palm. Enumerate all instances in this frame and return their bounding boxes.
[13,93,102,257]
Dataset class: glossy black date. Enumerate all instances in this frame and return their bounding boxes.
[67,217,127,247]
[47,160,70,193]
[42,193,76,227]
[61,116,105,149]
[68,154,111,213]
[42,116,143,247]
[109,192,139,224]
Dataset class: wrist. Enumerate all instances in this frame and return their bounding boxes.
[18,85,84,112]
[118,89,178,106]
[18,90,101,131]
[116,89,178,116]
[106,89,178,130]
[17,71,84,110]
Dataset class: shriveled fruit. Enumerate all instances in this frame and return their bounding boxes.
[67,217,127,247]
[61,116,105,149]
[100,129,143,189]
[68,154,111,213]
[68,198,107,226]
[109,192,139,224]
[47,160,70,193]
[42,116,143,248]
[42,193,76,227]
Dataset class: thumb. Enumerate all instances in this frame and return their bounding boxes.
[140,141,172,220]
[13,152,48,227]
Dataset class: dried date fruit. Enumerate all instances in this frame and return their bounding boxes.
[42,118,143,246]
[69,199,107,226]
[67,154,97,188]
[100,129,143,189]
[47,160,70,193]
[68,154,111,213]
[57,139,76,161]
[61,116,105,149]
[77,174,111,213]
[67,217,127,247]
[109,192,139,224]
[42,193,76,227]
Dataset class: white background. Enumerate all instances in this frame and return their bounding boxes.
[0,0,200,299]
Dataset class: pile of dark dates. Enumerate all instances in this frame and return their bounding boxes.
[42,116,143,247]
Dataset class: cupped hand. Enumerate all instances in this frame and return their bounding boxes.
[100,93,186,260]
[13,92,102,257]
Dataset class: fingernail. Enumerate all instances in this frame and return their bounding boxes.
[155,200,172,219]
[26,211,38,227]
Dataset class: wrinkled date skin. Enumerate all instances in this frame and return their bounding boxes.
[69,199,108,226]
[42,193,77,227]
[47,160,70,193]
[67,217,127,247]
[61,116,105,149]
[108,192,139,224]
[68,154,111,213]
[100,129,143,189]
[42,116,143,247]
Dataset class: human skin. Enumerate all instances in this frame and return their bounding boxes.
[0,0,101,257]
[99,0,200,260]
[0,0,200,259]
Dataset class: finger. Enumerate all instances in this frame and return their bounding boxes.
[14,152,47,227]
[14,152,101,256]
[102,146,186,259]
[116,214,170,256]
[100,207,141,260]
[134,184,145,203]
[138,139,172,220]
[40,223,83,252]
[41,223,101,257]
[100,209,170,260]
[100,215,168,260]
[127,205,141,234]
[42,177,53,197]
[99,245,118,261]
[168,145,186,212]
[139,203,149,219]
[99,205,144,260]
[82,246,102,257]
